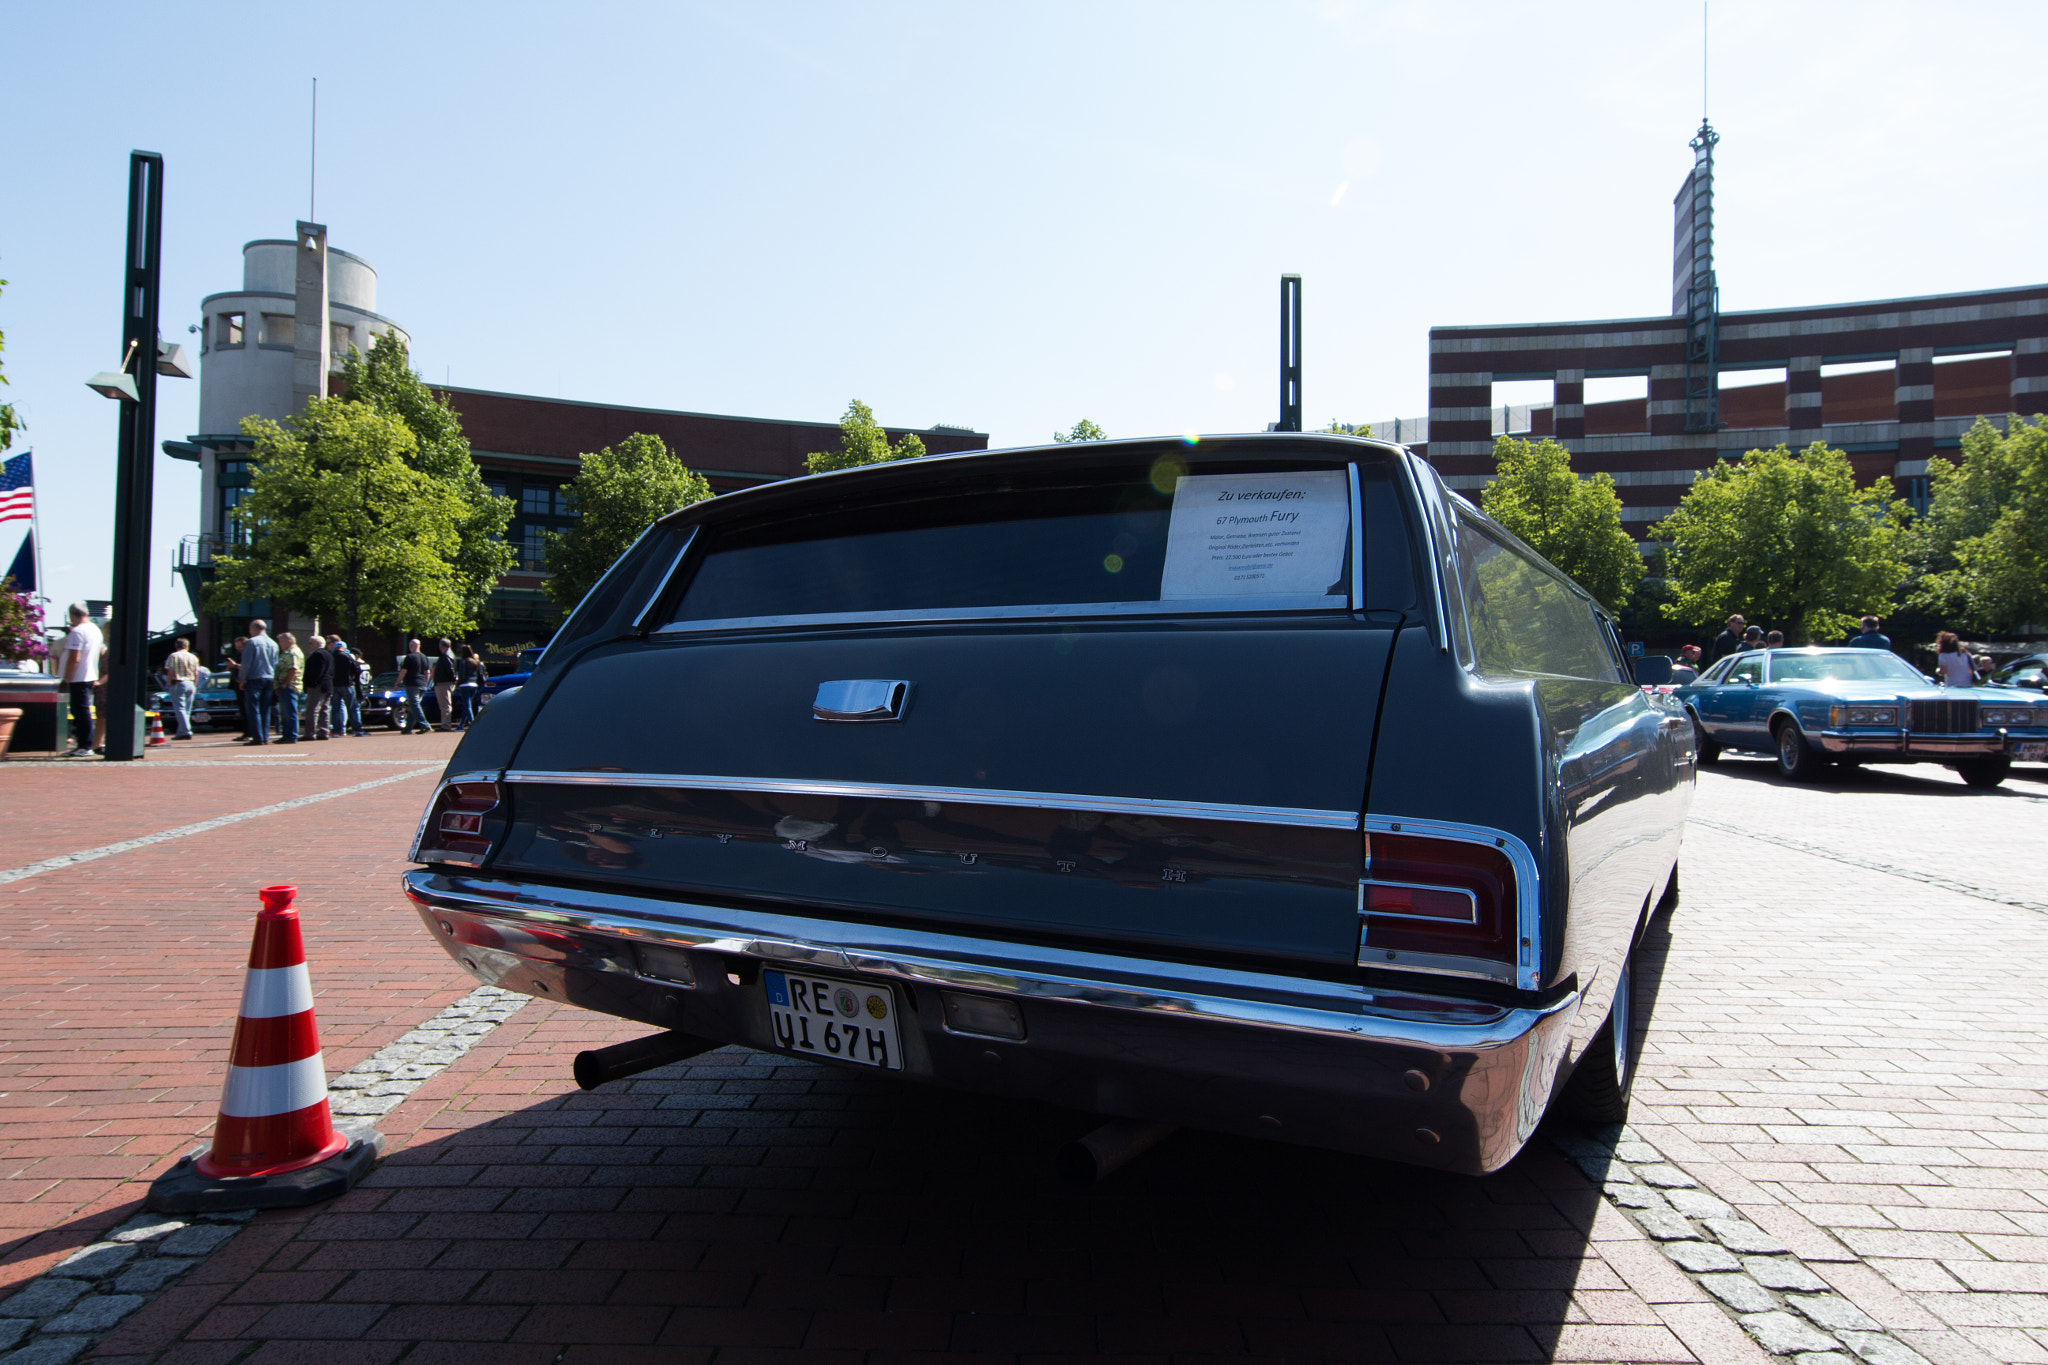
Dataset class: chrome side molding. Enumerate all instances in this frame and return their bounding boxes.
[500,769,1362,831]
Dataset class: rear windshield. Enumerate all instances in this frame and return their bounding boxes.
[662,455,1419,627]
[1768,652,1922,684]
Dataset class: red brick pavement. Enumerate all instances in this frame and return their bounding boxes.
[16,745,2048,1362]
[90,1003,1739,1365]
[0,731,426,867]
[1625,757,2048,1365]
[0,735,462,1283]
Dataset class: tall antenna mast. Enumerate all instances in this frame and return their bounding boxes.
[1702,2,1709,120]
[310,77,318,221]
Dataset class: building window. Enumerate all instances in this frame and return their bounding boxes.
[217,313,244,347]
[521,524,548,571]
[1901,475,1931,519]
[218,459,255,545]
[260,313,295,347]
[330,322,352,357]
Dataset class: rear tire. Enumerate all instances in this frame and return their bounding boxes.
[1957,758,2011,789]
[1563,954,1637,1122]
[1690,712,1720,765]
[1775,721,1827,781]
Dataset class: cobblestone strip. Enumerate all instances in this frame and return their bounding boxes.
[0,767,439,886]
[1689,815,2048,915]
[1556,1123,1935,1365]
[0,985,526,1365]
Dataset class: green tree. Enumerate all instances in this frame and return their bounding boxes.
[1319,419,1374,436]
[1652,441,1909,644]
[1052,419,1108,443]
[0,279,20,453]
[206,402,476,643]
[1907,415,2048,633]
[542,433,713,610]
[805,399,927,474]
[1479,435,1644,612]
[337,334,514,620]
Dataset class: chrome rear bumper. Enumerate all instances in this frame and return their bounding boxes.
[402,868,1580,1174]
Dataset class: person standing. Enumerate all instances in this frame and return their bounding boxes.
[431,638,457,733]
[275,631,306,743]
[1707,614,1747,665]
[1935,631,1974,688]
[224,636,248,737]
[327,636,362,736]
[398,636,431,735]
[452,645,486,729]
[1765,630,1785,648]
[1848,616,1890,650]
[163,636,202,740]
[56,603,103,756]
[302,634,332,741]
[241,619,279,744]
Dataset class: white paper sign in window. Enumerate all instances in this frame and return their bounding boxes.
[1160,470,1350,599]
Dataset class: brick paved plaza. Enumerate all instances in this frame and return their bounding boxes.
[0,740,2043,1363]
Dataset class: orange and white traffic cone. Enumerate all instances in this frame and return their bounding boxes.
[146,711,167,746]
[147,885,382,1212]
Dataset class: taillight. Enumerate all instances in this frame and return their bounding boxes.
[1359,831,1521,986]
[412,779,502,867]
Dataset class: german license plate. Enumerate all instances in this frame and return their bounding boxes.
[2016,741,2048,762]
[763,969,902,1070]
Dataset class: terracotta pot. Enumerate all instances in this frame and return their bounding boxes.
[0,707,19,761]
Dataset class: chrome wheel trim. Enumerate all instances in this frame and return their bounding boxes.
[1611,955,1633,1088]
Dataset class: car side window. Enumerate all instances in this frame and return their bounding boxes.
[1729,658,1763,685]
[1449,506,1617,682]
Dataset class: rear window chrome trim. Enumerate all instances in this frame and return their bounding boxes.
[654,595,1349,635]
[501,769,1360,831]
[630,526,699,634]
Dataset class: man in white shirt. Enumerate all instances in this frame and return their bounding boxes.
[57,603,103,756]
[163,636,203,740]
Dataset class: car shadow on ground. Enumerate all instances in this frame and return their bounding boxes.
[62,955,1682,1361]
[1704,751,2046,797]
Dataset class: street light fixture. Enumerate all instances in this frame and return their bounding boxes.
[86,151,191,762]
[86,370,140,403]
[86,338,141,402]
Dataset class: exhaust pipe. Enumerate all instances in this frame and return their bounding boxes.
[572,1029,719,1090]
[1055,1118,1177,1186]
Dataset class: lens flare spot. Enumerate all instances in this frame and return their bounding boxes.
[1149,454,1188,494]
[1102,553,1125,574]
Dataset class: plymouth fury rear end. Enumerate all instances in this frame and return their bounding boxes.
[403,435,1692,1173]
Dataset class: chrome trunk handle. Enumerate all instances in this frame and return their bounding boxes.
[813,679,912,723]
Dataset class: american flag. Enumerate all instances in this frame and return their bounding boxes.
[0,452,30,525]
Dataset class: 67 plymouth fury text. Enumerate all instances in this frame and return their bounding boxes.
[404,434,1693,1174]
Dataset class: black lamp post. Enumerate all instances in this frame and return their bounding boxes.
[97,150,164,762]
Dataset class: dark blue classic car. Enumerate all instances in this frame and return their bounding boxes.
[1674,647,2047,787]
[403,435,1695,1174]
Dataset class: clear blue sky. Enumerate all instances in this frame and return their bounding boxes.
[4,1,2044,630]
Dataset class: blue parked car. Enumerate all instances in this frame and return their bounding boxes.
[1673,647,2048,788]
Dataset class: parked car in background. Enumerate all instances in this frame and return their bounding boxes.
[1673,647,2047,787]
[404,433,1695,1176]
[482,647,546,697]
[367,671,436,729]
[1988,653,2047,693]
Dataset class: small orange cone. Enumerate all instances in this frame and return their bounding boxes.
[146,711,168,746]
[147,886,382,1212]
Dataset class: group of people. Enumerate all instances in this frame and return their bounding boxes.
[393,636,491,734]
[54,607,501,753]
[195,618,377,744]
